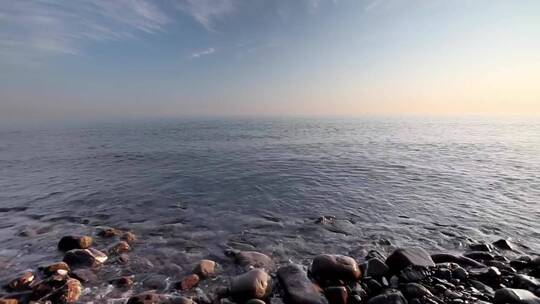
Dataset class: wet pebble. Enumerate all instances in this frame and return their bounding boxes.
[277,264,328,304]
[311,254,361,285]
[386,248,435,273]
[229,269,272,302]
[193,259,217,279]
[58,236,93,252]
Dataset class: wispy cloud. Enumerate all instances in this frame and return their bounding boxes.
[191,47,216,58]
[175,0,237,31]
[0,0,169,63]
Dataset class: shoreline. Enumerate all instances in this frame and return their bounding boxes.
[1,227,539,304]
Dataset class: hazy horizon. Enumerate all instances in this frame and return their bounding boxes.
[1,0,539,123]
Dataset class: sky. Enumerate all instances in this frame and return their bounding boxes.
[0,0,539,123]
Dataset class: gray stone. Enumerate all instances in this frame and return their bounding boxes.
[386,248,435,273]
[277,264,328,304]
[365,258,389,277]
[494,288,540,304]
[367,291,407,304]
[431,253,485,268]
[226,250,275,272]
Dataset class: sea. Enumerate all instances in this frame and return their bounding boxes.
[0,117,539,301]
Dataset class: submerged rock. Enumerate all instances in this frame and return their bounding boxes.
[6,271,35,291]
[494,288,540,304]
[177,274,200,291]
[226,250,275,272]
[229,269,272,302]
[109,241,131,255]
[109,276,134,289]
[58,236,93,251]
[277,264,328,304]
[63,248,107,268]
[127,292,162,304]
[97,227,121,238]
[386,248,435,272]
[121,231,137,243]
[193,259,217,279]
[311,254,361,285]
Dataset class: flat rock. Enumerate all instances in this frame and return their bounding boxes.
[311,254,361,285]
[367,291,407,304]
[277,264,328,304]
[386,248,435,272]
[58,236,93,251]
[431,253,485,268]
[230,269,272,301]
[494,288,540,304]
[63,248,107,268]
[40,262,70,276]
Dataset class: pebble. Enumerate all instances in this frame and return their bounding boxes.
[277,264,328,304]
[177,274,200,291]
[386,248,435,272]
[40,262,70,277]
[193,259,217,279]
[452,266,469,280]
[58,236,93,251]
[127,292,162,304]
[143,274,169,291]
[109,276,134,289]
[229,269,272,302]
[403,283,434,299]
[311,254,362,285]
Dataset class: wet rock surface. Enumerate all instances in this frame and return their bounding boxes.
[1,228,539,304]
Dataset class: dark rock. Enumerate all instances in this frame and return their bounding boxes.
[431,253,485,268]
[193,259,217,279]
[97,227,121,238]
[277,264,328,304]
[230,269,272,301]
[530,257,540,268]
[512,260,531,271]
[399,267,430,282]
[63,248,107,268]
[530,267,540,279]
[434,268,452,280]
[367,290,407,304]
[58,236,93,251]
[70,268,97,283]
[365,250,385,261]
[470,267,502,288]
[493,239,515,251]
[365,279,383,295]
[225,250,275,272]
[469,243,493,252]
[110,276,134,289]
[324,286,348,304]
[494,288,540,304]
[452,267,468,280]
[514,275,540,292]
[463,252,495,262]
[469,279,495,297]
[486,260,517,274]
[311,254,361,285]
[109,241,131,255]
[57,278,82,303]
[6,271,35,291]
[127,292,163,304]
[403,283,433,299]
[176,274,200,291]
[444,290,462,300]
[386,248,435,273]
[121,231,137,243]
[143,274,168,291]
[30,276,82,304]
[365,258,389,278]
[167,296,195,304]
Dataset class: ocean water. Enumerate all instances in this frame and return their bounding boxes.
[1,117,539,299]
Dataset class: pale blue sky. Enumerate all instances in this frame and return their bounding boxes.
[1,0,539,123]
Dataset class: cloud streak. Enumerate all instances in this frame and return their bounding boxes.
[0,0,169,63]
[175,0,236,31]
[191,47,216,58]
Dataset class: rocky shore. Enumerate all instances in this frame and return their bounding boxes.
[1,227,539,304]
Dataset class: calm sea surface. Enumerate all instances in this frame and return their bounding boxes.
[1,117,539,299]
